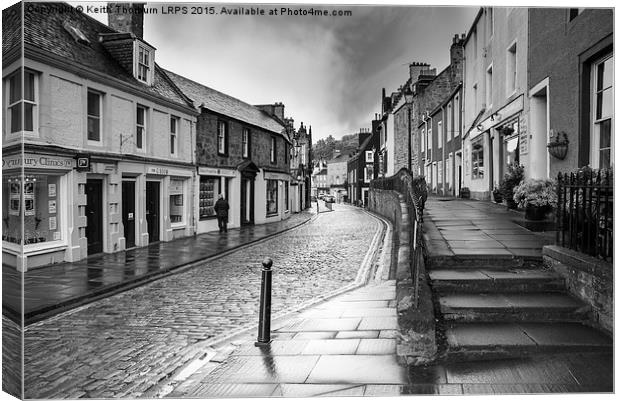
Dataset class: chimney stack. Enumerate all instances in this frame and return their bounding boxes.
[108,3,145,39]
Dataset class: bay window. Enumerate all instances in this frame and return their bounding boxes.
[5,69,38,136]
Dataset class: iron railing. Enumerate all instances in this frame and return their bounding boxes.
[556,168,613,262]
[371,168,427,307]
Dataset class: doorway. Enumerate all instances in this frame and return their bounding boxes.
[122,180,136,248]
[85,179,103,255]
[240,177,254,225]
[146,181,160,243]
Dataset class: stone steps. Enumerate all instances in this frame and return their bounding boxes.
[427,255,543,270]
[429,269,565,293]
[444,322,612,361]
[438,293,588,323]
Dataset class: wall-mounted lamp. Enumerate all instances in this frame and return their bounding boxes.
[476,124,484,132]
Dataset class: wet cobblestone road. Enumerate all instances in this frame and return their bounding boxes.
[23,206,382,398]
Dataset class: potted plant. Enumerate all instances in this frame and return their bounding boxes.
[492,187,503,203]
[500,163,524,209]
[513,179,558,220]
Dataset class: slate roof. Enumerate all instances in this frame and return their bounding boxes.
[9,2,192,110]
[163,69,286,136]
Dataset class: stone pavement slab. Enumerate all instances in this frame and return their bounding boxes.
[170,281,409,397]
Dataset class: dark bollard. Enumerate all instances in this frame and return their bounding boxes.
[255,257,273,347]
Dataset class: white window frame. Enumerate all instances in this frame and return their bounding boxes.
[438,121,443,148]
[455,94,461,136]
[421,128,426,151]
[170,116,178,156]
[135,43,154,84]
[270,136,277,163]
[217,121,227,155]
[506,41,518,96]
[365,150,373,163]
[136,105,147,152]
[590,54,614,169]
[87,89,102,145]
[5,69,39,139]
[447,102,453,141]
[486,63,493,109]
[242,128,250,158]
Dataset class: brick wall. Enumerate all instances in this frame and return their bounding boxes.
[196,110,288,172]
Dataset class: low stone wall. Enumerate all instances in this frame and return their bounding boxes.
[368,188,436,364]
[543,245,613,334]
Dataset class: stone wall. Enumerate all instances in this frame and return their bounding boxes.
[543,245,613,334]
[368,188,437,363]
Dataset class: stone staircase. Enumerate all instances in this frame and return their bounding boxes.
[428,258,612,361]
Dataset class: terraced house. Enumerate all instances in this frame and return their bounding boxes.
[165,72,292,232]
[2,2,198,271]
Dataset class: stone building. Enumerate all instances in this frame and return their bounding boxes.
[2,3,198,270]
[165,72,292,232]
[347,128,377,206]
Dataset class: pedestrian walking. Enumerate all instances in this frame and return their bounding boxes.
[214,194,229,233]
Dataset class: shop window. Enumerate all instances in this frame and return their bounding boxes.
[169,178,184,224]
[87,90,102,142]
[5,69,38,136]
[266,179,278,215]
[471,138,484,179]
[2,174,62,245]
[199,176,220,220]
[590,54,614,169]
[503,120,520,168]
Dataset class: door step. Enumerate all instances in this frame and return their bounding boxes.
[438,293,589,322]
[444,322,612,361]
[428,254,542,270]
[430,269,564,293]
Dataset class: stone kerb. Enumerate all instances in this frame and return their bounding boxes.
[543,245,613,334]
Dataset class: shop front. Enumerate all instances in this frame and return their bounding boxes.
[197,166,238,233]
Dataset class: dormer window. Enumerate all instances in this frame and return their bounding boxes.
[135,43,154,84]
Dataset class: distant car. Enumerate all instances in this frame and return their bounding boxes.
[324,195,335,203]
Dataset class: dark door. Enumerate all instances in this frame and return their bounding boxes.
[240,176,255,225]
[85,179,103,254]
[122,181,136,248]
[146,181,160,243]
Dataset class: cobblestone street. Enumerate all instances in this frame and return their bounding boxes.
[23,205,383,398]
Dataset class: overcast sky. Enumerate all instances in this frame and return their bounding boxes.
[74,2,478,141]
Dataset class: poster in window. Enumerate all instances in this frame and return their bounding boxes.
[49,200,57,214]
[53,231,61,241]
[49,216,57,230]
[24,197,35,216]
[49,183,56,197]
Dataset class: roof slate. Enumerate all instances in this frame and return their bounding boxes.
[15,2,191,109]
[163,69,285,135]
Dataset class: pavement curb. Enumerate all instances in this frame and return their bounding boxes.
[25,212,317,327]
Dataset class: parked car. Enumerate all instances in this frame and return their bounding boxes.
[324,195,335,203]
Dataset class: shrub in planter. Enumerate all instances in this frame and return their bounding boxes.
[460,187,470,199]
[513,178,557,220]
[500,163,524,209]
[492,187,503,203]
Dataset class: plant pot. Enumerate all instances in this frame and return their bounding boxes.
[525,205,549,221]
[506,198,518,210]
[493,193,503,203]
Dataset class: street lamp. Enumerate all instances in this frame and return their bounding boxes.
[404,87,414,173]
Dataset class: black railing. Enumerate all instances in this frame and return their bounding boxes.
[371,168,427,307]
[557,168,613,262]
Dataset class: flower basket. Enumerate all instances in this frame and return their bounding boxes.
[547,131,569,160]
[513,178,558,220]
